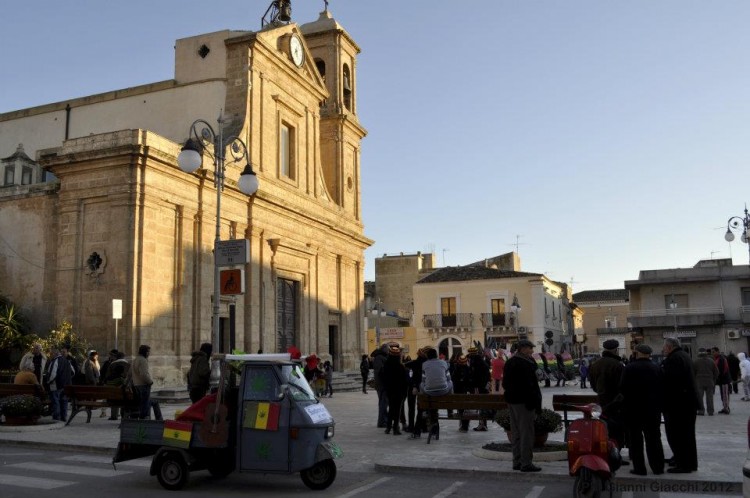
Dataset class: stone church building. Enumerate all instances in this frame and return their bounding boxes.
[0,7,371,384]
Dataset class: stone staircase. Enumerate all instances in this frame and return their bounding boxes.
[330,371,364,393]
[153,371,364,403]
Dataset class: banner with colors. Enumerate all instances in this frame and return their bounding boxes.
[162,420,193,448]
[243,401,280,431]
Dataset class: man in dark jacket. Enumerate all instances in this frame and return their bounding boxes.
[503,339,542,472]
[404,347,426,434]
[380,345,407,435]
[662,337,699,473]
[187,342,212,403]
[588,339,626,448]
[47,346,74,421]
[467,347,491,431]
[620,344,664,476]
[372,345,388,428]
[712,347,732,414]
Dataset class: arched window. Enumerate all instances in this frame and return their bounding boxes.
[342,64,352,111]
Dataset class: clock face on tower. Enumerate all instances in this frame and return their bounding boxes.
[289,34,304,68]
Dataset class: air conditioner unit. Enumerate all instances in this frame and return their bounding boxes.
[518,327,527,333]
[727,329,740,340]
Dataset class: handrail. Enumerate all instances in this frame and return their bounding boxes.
[627,307,723,318]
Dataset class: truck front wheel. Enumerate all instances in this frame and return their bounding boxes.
[156,452,189,491]
[300,459,336,490]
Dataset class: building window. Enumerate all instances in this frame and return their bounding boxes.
[342,64,352,111]
[441,297,456,327]
[664,294,689,310]
[280,122,296,180]
[315,58,326,81]
[604,316,616,328]
[491,298,506,326]
[21,167,32,185]
[742,288,750,306]
[4,166,13,186]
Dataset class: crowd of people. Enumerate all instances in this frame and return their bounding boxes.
[359,336,747,476]
[12,342,163,422]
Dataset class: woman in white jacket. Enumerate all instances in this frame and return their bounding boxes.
[738,352,750,400]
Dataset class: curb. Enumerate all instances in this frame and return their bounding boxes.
[472,447,567,462]
[374,462,743,493]
[1,439,115,456]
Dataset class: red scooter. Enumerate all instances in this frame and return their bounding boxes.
[566,403,621,498]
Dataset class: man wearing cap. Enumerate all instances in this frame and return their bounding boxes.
[662,337,698,473]
[503,339,542,472]
[620,344,664,475]
[588,339,626,449]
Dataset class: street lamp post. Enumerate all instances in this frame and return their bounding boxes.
[510,293,521,339]
[724,205,750,264]
[178,111,259,353]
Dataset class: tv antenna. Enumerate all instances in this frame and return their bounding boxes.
[509,234,527,254]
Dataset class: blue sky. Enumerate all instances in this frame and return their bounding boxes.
[2,1,749,291]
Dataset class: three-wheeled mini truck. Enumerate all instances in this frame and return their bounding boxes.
[113,354,341,490]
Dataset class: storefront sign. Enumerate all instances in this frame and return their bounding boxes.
[662,330,696,338]
[379,328,404,339]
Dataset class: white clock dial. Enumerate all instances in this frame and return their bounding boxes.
[290,35,304,67]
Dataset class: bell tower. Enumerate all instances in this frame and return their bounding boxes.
[301,9,366,219]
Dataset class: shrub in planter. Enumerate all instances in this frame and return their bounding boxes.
[494,407,563,434]
[0,394,43,418]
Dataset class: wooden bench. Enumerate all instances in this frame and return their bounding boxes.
[551,393,600,430]
[63,385,137,426]
[0,383,51,416]
[417,393,507,443]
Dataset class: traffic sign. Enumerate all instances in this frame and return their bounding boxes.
[220,269,245,295]
[216,239,249,266]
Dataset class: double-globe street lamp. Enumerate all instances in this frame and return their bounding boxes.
[724,205,750,264]
[178,111,259,353]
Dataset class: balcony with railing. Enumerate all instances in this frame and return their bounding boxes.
[422,313,473,330]
[627,307,724,328]
[480,312,507,328]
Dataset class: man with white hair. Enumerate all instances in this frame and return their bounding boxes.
[19,343,46,384]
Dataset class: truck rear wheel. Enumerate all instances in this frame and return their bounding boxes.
[300,459,336,490]
[156,452,189,491]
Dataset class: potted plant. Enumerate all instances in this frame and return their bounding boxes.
[495,408,563,447]
[0,394,43,425]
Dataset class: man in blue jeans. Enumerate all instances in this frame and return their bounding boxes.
[131,344,162,420]
[47,345,74,421]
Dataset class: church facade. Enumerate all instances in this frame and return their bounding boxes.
[0,8,371,384]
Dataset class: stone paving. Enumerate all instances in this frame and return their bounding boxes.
[0,384,746,492]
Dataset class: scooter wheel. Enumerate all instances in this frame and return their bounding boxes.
[573,468,602,498]
[300,459,337,490]
[156,452,189,491]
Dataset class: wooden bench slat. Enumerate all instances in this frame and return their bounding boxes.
[551,393,600,411]
[63,385,137,426]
